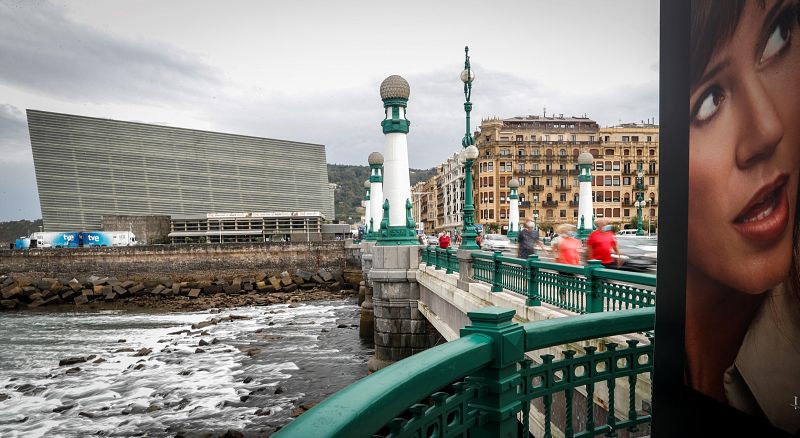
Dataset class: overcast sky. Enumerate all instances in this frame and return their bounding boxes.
[0,0,659,221]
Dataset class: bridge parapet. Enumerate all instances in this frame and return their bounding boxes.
[275,306,653,438]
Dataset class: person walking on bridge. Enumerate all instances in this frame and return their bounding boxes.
[586,218,622,268]
[518,221,544,259]
[553,223,581,265]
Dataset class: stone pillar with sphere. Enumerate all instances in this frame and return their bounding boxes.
[367,152,384,241]
[577,152,595,240]
[368,75,428,371]
[507,178,520,242]
[362,180,371,236]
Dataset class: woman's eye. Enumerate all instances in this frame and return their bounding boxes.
[695,89,724,122]
[760,15,791,62]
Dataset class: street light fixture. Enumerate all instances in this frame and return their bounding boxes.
[636,162,645,236]
[459,46,480,250]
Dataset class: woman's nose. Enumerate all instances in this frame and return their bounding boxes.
[735,76,785,168]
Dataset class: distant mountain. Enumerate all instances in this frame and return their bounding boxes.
[0,219,42,246]
[327,164,436,223]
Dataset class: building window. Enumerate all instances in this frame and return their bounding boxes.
[647,136,652,142]
[650,149,656,156]
[596,162,604,171]
[560,193,567,202]
[613,208,621,217]
[544,135,550,141]
[624,149,630,156]
[624,208,630,216]
[546,178,552,186]
[623,177,631,185]
[518,163,525,172]
[613,177,620,186]
[488,162,494,171]
[489,210,494,219]
[516,135,523,142]
[518,149,524,156]
[571,135,577,143]
[604,177,612,185]
[590,135,595,142]
[632,136,639,142]
[622,136,630,142]
[560,210,567,218]
[649,177,656,185]
[559,149,567,156]
[532,148,540,156]
[501,149,510,156]
[519,177,525,185]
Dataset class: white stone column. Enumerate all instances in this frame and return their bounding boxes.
[368,152,384,233]
[577,152,595,238]
[384,131,412,227]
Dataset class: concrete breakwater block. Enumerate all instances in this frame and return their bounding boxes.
[0,267,353,310]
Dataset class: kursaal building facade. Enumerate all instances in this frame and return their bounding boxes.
[27,110,334,231]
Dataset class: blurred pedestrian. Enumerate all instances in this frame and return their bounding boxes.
[518,221,544,259]
[586,218,621,267]
[438,232,450,249]
[553,224,580,265]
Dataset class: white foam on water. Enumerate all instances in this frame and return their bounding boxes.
[0,301,366,436]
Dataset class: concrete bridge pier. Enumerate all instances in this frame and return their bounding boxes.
[359,241,376,341]
[367,244,427,372]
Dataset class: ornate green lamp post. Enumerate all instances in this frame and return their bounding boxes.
[459,46,480,250]
[636,161,645,236]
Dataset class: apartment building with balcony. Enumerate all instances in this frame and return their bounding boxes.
[473,114,659,232]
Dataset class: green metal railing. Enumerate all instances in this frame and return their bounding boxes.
[275,307,654,438]
[422,245,459,274]
[464,251,655,313]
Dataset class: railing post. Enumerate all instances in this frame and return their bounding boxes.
[457,249,476,292]
[445,247,454,274]
[526,255,541,306]
[491,250,503,292]
[435,247,442,270]
[460,307,525,438]
[584,260,604,313]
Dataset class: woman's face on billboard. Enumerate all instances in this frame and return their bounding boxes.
[689,0,800,294]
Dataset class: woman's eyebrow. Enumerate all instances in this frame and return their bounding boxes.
[696,58,731,89]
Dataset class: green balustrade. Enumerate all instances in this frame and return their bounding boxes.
[275,307,655,438]
[469,253,655,313]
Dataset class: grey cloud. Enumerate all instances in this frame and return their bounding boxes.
[0,103,40,219]
[198,65,657,170]
[0,104,32,163]
[0,1,220,105]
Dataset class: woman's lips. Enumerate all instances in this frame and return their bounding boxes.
[732,175,789,243]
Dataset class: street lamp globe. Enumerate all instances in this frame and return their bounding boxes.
[460,68,475,84]
[464,145,479,160]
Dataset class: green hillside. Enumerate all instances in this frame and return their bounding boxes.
[0,219,42,246]
[328,164,436,223]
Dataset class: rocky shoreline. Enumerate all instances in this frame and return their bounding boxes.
[0,268,355,312]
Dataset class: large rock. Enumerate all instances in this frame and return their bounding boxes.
[319,270,334,282]
[1,286,22,300]
[268,277,282,290]
[0,299,19,310]
[188,289,201,298]
[68,279,83,292]
[74,295,89,305]
[59,356,87,366]
[60,290,76,301]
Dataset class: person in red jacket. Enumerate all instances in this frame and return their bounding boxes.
[438,232,451,249]
[586,218,621,267]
